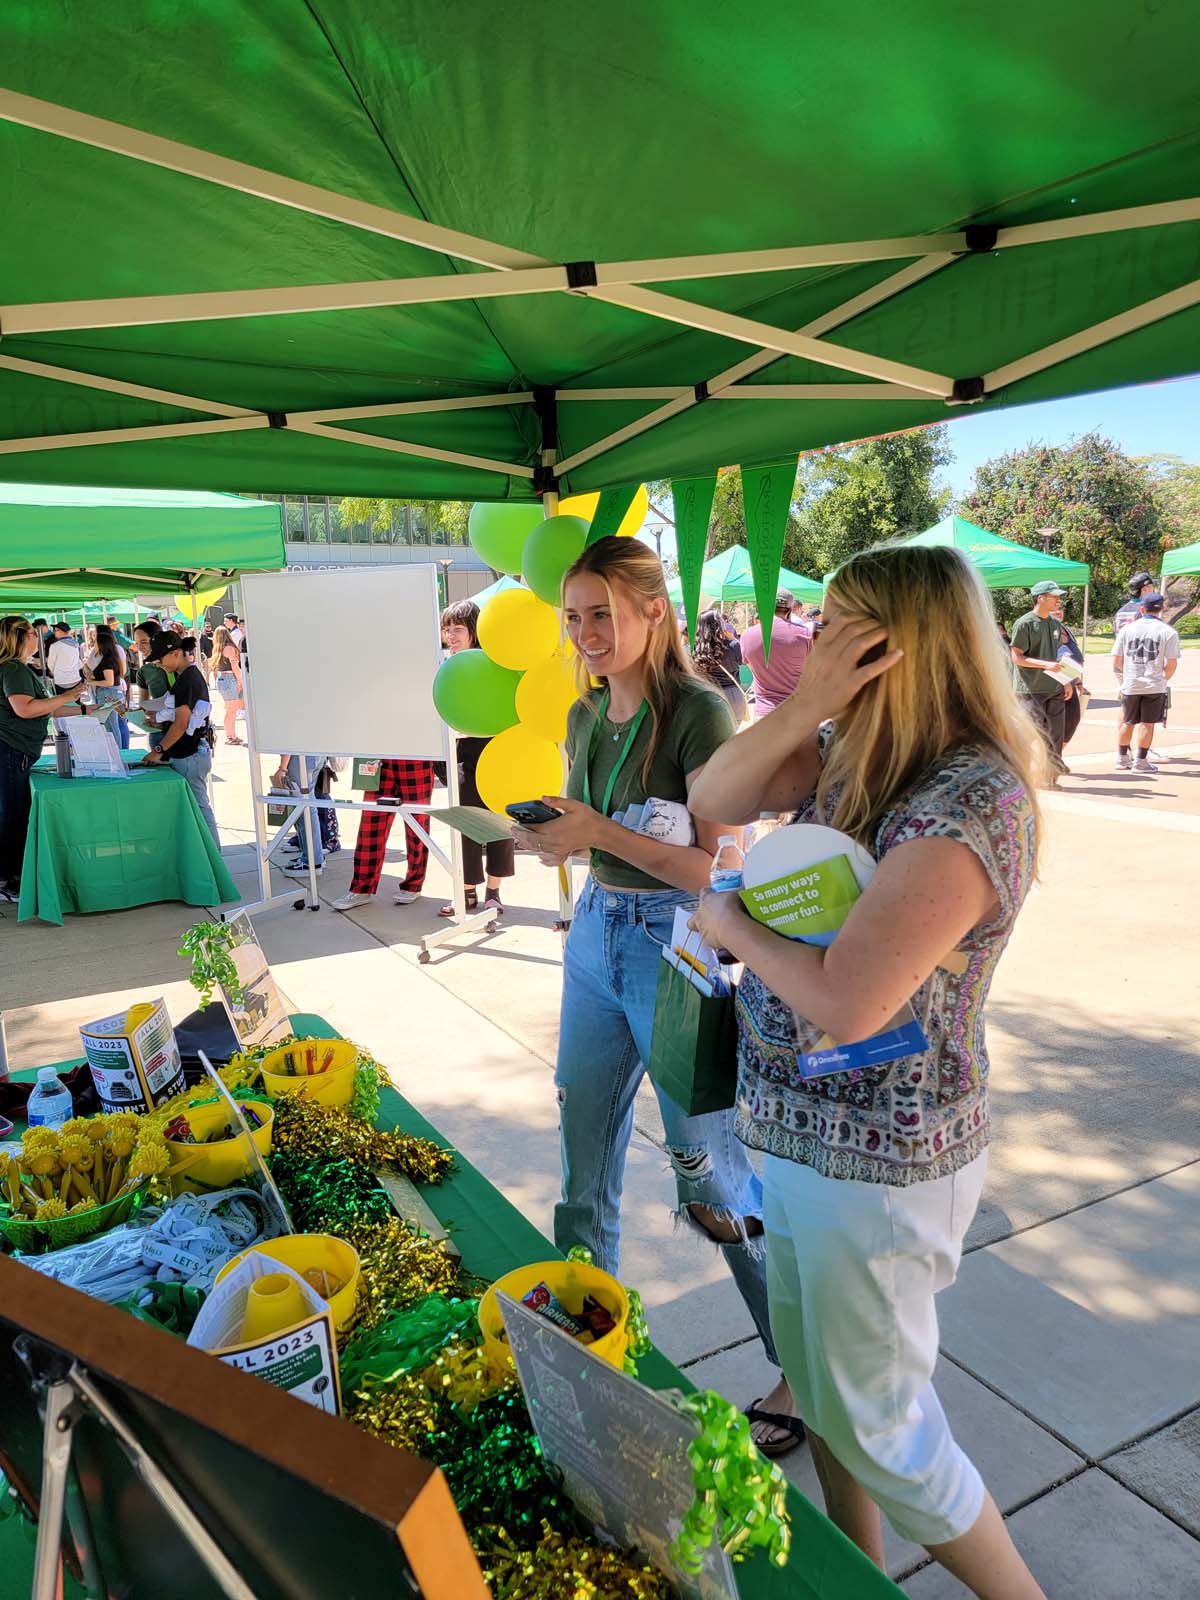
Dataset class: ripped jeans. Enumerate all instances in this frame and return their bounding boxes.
[554,880,778,1366]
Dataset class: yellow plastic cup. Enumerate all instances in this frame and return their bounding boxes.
[240,1271,308,1343]
[477,1258,629,1376]
[215,1233,361,1331]
[259,1039,358,1109]
[166,1099,274,1194]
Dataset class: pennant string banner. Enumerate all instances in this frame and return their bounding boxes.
[585,484,639,545]
[742,461,797,662]
[670,475,718,648]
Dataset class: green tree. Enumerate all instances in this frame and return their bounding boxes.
[336,496,471,545]
[960,432,1166,620]
[647,425,952,585]
[1135,454,1200,622]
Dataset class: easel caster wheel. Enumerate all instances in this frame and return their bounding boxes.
[487,920,499,934]
[417,950,431,965]
[292,897,306,910]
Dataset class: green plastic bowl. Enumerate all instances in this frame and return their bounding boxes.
[1,1182,148,1255]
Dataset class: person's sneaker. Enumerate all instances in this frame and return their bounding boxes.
[1115,750,1132,770]
[282,860,323,876]
[332,891,372,912]
[394,887,420,904]
[1134,758,1156,775]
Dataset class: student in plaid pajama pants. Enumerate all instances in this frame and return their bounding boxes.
[333,759,436,909]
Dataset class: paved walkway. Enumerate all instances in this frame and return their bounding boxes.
[4,653,1199,1596]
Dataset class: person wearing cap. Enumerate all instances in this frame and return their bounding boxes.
[1009,581,1068,774]
[1113,570,1156,637]
[1111,593,1181,773]
[739,588,814,720]
[140,632,219,842]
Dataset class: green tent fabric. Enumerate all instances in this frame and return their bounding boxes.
[667,545,822,607]
[0,482,284,596]
[894,516,1090,589]
[0,5,1198,522]
[1162,540,1200,578]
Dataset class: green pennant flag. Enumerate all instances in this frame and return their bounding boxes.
[742,461,797,662]
[585,484,639,545]
[670,475,717,646]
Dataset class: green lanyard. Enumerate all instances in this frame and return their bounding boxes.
[582,692,648,816]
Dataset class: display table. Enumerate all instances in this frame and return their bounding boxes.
[19,749,238,925]
[2,1015,901,1599]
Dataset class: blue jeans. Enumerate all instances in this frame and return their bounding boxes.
[286,755,324,867]
[554,880,778,1365]
[168,746,219,844]
[116,714,131,750]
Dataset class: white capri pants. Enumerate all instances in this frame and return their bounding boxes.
[764,1150,988,1547]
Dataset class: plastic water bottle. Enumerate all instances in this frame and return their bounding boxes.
[55,729,73,778]
[709,835,745,893]
[26,1067,74,1130]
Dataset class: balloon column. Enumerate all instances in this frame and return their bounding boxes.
[430,493,644,816]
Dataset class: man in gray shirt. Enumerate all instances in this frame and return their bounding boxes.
[1112,593,1181,773]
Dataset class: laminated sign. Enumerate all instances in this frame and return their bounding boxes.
[739,853,861,946]
[79,999,186,1113]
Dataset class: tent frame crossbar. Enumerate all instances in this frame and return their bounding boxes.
[0,85,1197,481]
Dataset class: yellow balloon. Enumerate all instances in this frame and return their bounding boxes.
[174,584,228,623]
[516,650,581,742]
[477,587,560,671]
[556,485,648,539]
[475,726,565,816]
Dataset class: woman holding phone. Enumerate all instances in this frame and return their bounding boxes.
[513,536,800,1452]
[687,543,1045,1596]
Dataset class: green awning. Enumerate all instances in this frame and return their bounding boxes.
[0,482,284,596]
[896,516,1091,589]
[667,545,823,607]
[1162,540,1200,578]
[0,5,1197,520]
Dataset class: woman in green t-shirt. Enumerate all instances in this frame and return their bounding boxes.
[0,615,86,896]
[513,537,798,1451]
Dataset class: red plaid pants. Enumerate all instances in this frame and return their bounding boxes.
[349,759,436,894]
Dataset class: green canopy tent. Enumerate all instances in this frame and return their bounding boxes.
[666,545,822,608]
[0,482,285,603]
[0,3,1197,525]
[1162,540,1200,579]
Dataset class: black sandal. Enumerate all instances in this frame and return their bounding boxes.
[438,887,478,918]
[744,1399,806,1458]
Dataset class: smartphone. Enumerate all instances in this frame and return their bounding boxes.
[505,800,562,826]
[858,638,888,666]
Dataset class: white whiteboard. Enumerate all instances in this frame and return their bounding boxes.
[240,566,448,760]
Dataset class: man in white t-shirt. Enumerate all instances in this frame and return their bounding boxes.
[1111,594,1181,773]
[46,622,84,689]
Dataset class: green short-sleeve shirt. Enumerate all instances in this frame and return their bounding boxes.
[1009,610,1063,696]
[0,660,50,757]
[565,675,734,890]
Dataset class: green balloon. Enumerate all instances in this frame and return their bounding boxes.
[432,649,521,736]
[522,515,589,604]
[468,501,546,575]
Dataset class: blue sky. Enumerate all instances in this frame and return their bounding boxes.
[639,376,1200,561]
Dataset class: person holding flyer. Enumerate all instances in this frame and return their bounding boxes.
[688,543,1046,1598]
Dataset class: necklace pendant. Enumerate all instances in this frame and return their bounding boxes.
[612,731,621,741]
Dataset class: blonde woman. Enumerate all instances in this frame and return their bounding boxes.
[0,616,85,898]
[688,544,1045,1597]
[512,536,799,1448]
[212,625,245,745]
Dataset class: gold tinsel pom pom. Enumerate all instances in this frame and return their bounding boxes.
[269,1095,454,1184]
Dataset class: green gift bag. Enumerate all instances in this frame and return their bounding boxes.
[647,951,739,1116]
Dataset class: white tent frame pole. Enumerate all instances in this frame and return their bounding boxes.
[0,354,255,418]
[555,254,958,474]
[289,392,533,423]
[0,416,268,455]
[555,384,933,401]
[287,418,535,478]
[1082,584,1090,666]
[986,278,1200,391]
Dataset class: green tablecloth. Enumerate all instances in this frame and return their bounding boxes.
[5,1016,901,1599]
[18,750,238,924]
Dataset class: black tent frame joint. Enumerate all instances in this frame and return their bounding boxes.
[961,224,999,254]
[564,260,599,288]
[693,380,710,404]
[532,464,559,495]
[950,376,987,403]
[266,411,288,429]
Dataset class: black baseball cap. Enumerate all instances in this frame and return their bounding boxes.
[1128,571,1153,594]
[147,631,194,661]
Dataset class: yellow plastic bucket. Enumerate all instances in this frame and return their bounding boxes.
[259,1039,358,1109]
[215,1233,361,1330]
[166,1099,274,1194]
[478,1258,629,1376]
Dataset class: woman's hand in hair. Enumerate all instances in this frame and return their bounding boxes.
[797,614,903,722]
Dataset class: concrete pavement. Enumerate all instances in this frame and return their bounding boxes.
[4,650,1199,1595]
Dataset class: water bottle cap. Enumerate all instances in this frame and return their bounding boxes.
[37,1067,61,1084]
[717,834,738,847]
